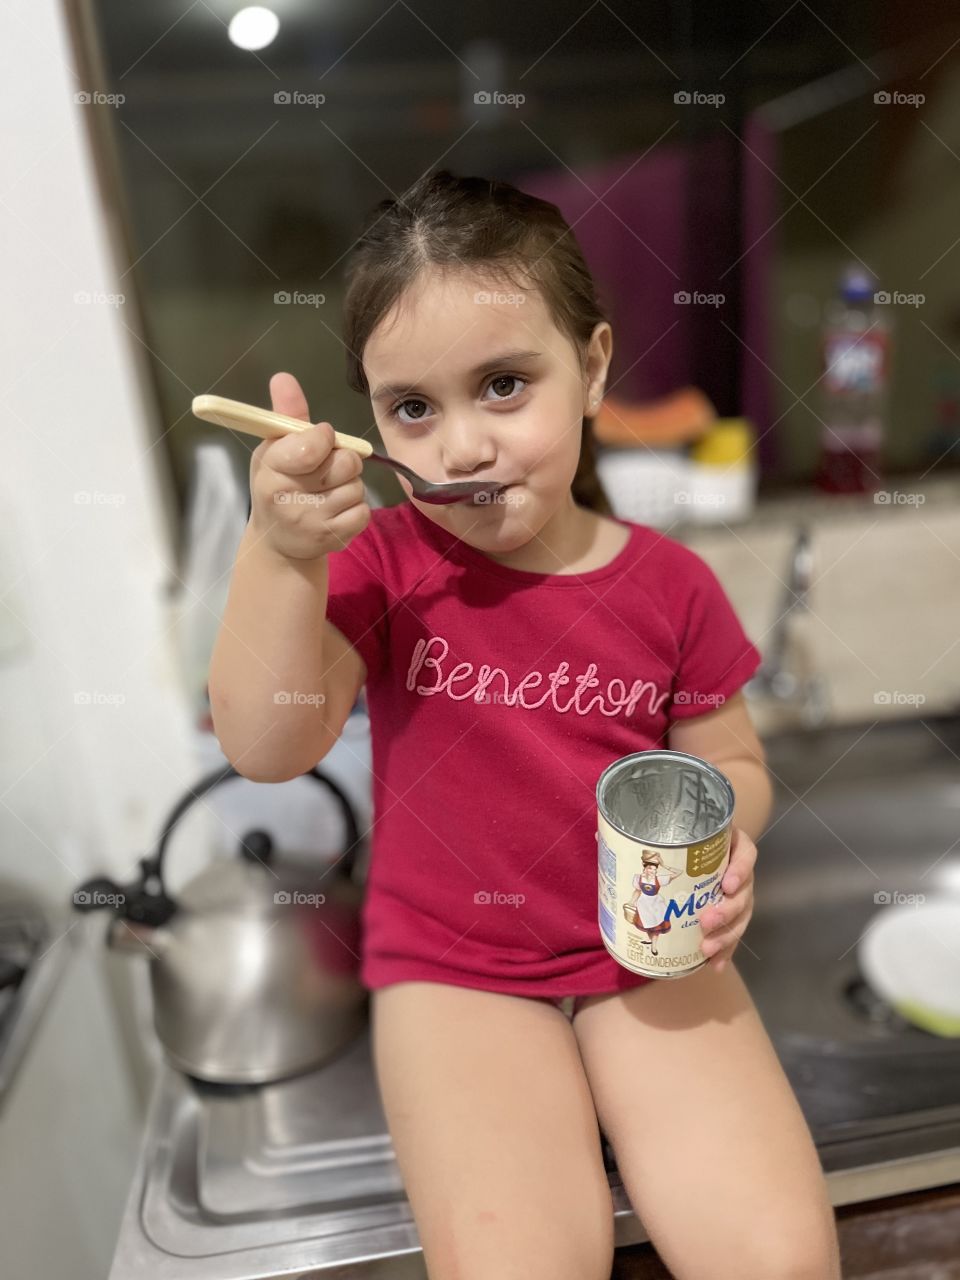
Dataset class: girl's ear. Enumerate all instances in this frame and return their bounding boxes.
[583,321,613,410]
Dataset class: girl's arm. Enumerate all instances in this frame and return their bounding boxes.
[667,691,773,844]
[208,526,364,782]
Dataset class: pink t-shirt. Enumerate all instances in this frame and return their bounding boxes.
[324,501,762,999]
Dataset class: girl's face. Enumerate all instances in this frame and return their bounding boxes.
[361,267,611,554]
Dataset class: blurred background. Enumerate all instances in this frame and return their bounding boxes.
[84,0,960,503]
[2,2,960,1278]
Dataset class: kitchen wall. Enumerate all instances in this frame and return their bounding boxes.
[0,0,198,1272]
[678,475,960,736]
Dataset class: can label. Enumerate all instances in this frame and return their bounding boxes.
[597,811,731,979]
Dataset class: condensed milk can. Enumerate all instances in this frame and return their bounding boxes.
[596,749,735,979]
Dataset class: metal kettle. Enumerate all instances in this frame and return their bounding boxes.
[73,763,368,1084]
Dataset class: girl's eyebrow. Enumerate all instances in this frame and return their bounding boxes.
[371,349,543,402]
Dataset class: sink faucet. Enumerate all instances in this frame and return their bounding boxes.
[745,524,830,728]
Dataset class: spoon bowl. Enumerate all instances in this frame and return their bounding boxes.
[191,395,508,506]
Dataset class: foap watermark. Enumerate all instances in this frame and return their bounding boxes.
[873,890,925,906]
[274,290,325,307]
[474,90,525,108]
[274,90,326,107]
[471,489,524,506]
[674,89,725,108]
[475,690,513,707]
[274,690,327,706]
[873,690,926,707]
[74,290,125,307]
[74,490,126,506]
[474,289,526,308]
[74,90,125,107]
[274,890,327,905]
[874,490,926,506]
[474,889,526,907]
[874,290,925,308]
[674,290,725,308]
[874,90,924,108]
[674,491,727,508]
[73,887,126,908]
[673,690,727,709]
[74,690,126,707]
[275,490,327,506]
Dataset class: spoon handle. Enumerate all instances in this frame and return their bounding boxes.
[191,394,374,458]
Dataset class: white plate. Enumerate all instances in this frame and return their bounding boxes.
[858,899,960,1037]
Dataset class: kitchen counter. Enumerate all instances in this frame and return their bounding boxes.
[108,1021,960,1280]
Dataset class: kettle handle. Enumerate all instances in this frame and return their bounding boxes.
[151,764,364,902]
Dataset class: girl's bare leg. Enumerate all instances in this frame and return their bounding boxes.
[572,962,841,1280]
[371,981,615,1280]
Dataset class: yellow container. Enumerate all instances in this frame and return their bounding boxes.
[689,418,754,467]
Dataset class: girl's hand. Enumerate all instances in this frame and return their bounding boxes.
[698,826,757,974]
[250,372,370,562]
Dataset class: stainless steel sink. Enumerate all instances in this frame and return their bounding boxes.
[739,712,960,1169]
[108,713,960,1279]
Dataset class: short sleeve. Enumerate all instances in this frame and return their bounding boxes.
[666,547,762,720]
[324,520,389,685]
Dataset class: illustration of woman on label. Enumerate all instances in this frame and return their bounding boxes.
[622,851,685,955]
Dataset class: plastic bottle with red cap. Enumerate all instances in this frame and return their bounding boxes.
[815,265,891,494]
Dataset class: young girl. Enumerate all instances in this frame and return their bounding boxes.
[210,171,841,1280]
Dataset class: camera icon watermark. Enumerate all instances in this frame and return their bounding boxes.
[274,290,325,307]
[673,690,727,708]
[472,488,523,506]
[73,888,126,907]
[873,690,926,706]
[874,290,924,308]
[273,690,327,706]
[873,490,925,506]
[74,690,126,707]
[874,90,924,108]
[473,889,526,907]
[274,490,326,506]
[274,90,325,107]
[473,290,526,307]
[73,490,126,506]
[674,89,725,107]
[674,491,727,507]
[274,890,326,906]
[74,290,125,307]
[873,889,925,906]
[74,90,125,107]
[674,290,725,308]
[474,90,525,108]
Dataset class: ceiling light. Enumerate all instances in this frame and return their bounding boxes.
[228,7,280,52]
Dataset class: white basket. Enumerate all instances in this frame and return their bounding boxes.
[596,448,693,528]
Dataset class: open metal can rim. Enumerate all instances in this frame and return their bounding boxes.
[596,748,735,848]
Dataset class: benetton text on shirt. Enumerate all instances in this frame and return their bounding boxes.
[406,635,671,719]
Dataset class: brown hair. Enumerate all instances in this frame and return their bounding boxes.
[341,169,612,515]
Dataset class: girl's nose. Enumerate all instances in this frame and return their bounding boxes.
[439,419,498,479]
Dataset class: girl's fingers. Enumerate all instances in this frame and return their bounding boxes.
[269,371,311,421]
[702,914,749,957]
[722,828,758,894]
[701,887,752,935]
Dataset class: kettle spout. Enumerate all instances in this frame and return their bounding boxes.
[106,916,172,958]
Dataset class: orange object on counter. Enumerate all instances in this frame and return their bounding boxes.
[591,387,717,448]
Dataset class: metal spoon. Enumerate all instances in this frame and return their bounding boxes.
[191,395,508,506]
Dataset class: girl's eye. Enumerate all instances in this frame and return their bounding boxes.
[483,374,527,402]
[388,374,528,424]
[391,398,430,424]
